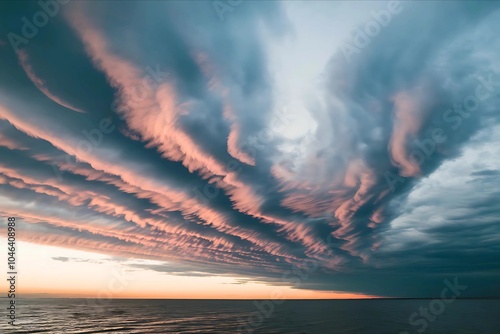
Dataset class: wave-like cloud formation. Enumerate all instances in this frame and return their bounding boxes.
[0,0,499,297]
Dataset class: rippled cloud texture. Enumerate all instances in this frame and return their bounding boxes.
[0,1,499,297]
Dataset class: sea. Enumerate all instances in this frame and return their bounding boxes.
[0,299,499,333]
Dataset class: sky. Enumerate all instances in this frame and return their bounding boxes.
[0,0,499,299]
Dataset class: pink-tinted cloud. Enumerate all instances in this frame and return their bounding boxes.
[17,51,85,113]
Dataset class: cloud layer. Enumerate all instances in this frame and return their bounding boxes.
[0,0,499,297]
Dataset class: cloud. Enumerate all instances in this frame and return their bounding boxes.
[17,50,85,113]
[51,256,103,264]
[0,0,499,298]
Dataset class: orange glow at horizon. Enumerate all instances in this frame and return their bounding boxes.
[18,287,376,300]
[0,240,378,300]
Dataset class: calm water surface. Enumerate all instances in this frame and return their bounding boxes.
[0,299,499,333]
